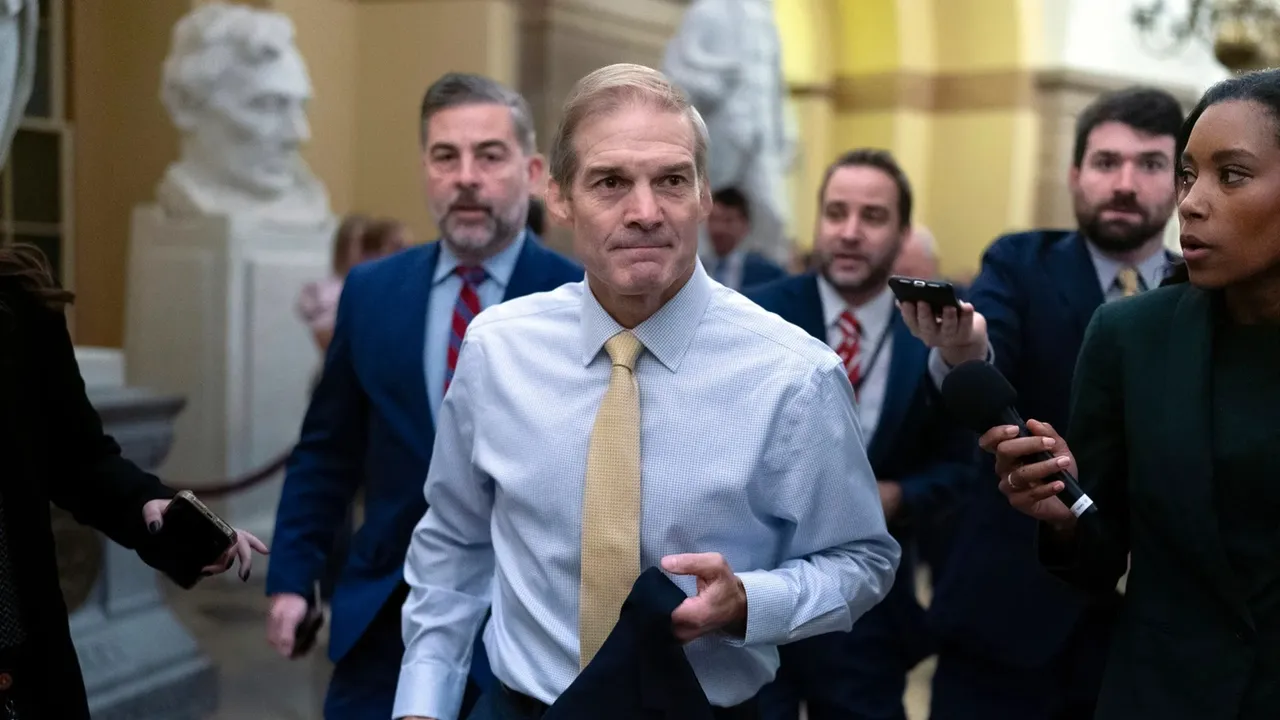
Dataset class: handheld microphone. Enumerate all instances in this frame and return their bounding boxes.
[940,360,1097,518]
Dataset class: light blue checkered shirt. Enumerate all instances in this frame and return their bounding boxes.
[393,261,901,720]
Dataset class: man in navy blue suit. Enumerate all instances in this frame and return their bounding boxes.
[899,87,1185,719]
[750,149,974,720]
[704,187,788,292]
[264,72,581,720]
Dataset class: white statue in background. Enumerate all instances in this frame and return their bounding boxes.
[0,0,36,169]
[158,2,330,226]
[664,0,797,262]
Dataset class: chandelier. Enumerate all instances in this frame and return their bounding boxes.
[1131,0,1280,71]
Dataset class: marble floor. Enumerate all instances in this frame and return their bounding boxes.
[166,577,935,720]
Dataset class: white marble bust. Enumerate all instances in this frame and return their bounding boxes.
[0,0,36,168]
[158,2,330,226]
[664,0,797,261]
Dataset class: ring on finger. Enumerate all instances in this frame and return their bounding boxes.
[1007,473,1020,491]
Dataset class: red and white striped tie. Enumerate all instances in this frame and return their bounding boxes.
[834,309,862,394]
[444,265,486,394]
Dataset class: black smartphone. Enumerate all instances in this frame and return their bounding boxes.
[154,490,237,589]
[888,275,962,316]
[291,580,326,659]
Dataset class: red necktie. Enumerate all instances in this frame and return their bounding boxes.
[444,265,486,393]
[834,309,862,393]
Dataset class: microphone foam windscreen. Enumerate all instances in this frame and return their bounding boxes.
[940,360,1019,434]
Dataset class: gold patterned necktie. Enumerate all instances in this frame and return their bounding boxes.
[1117,267,1141,298]
[578,330,645,669]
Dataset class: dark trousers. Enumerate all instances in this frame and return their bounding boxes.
[757,604,912,720]
[324,584,483,720]
[467,684,760,720]
[929,605,1113,720]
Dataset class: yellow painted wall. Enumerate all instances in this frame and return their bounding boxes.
[932,1,1021,71]
[68,0,523,346]
[71,0,189,347]
[836,0,899,74]
[777,0,1042,275]
[775,0,833,86]
[776,0,836,252]
[895,0,936,72]
[891,110,933,216]
[264,0,520,242]
[72,0,1047,342]
[271,0,360,216]
[928,112,1020,257]
[353,0,518,242]
[927,1,1041,272]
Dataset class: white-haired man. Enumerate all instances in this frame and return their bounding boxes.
[394,63,899,720]
[157,1,328,224]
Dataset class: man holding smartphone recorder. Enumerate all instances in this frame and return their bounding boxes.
[896,86,1185,719]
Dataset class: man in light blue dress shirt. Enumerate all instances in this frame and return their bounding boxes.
[897,87,1184,719]
[267,73,581,720]
[394,64,900,720]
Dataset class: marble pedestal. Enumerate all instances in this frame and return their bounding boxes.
[68,384,218,720]
[123,206,334,546]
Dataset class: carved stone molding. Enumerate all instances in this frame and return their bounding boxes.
[827,71,1036,113]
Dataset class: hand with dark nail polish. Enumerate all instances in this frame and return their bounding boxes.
[152,496,269,581]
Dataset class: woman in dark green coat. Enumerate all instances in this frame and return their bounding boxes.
[990,68,1280,720]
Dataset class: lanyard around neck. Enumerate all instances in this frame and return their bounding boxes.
[849,305,895,394]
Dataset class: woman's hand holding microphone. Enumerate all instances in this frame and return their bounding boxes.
[982,418,1080,534]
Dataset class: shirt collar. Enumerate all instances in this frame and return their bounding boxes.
[433,229,528,287]
[816,274,847,329]
[1085,239,1171,294]
[579,258,714,372]
[816,275,895,335]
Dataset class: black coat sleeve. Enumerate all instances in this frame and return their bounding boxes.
[24,298,175,551]
[1036,303,1131,595]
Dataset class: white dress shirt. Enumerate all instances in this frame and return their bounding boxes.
[394,261,900,720]
[817,277,897,440]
